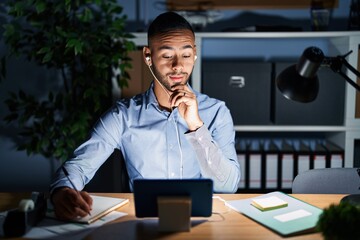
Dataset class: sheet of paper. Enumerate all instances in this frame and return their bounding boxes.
[274,209,312,222]
[0,210,127,239]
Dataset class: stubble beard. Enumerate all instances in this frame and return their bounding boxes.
[152,65,189,91]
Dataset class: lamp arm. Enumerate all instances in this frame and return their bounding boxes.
[337,71,360,92]
[323,52,360,92]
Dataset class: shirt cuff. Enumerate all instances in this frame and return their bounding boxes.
[185,124,213,147]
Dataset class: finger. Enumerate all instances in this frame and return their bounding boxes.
[55,190,91,219]
[73,206,90,218]
[73,192,92,214]
[58,195,89,219]
[79,191,93,213]
[170,92,186,108]
[80,191,93,209]
[55,198,79,220]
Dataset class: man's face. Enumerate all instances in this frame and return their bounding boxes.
[148,29,196,91]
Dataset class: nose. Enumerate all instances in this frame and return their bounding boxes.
[172,57,183,72]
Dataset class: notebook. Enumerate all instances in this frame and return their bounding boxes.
[47,195,129,224]
[225,191,323,236]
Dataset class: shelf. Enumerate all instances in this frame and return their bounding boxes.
[233,126,349,132]
[133,31,360,38]
[195,31,360,39]
[131,31,360,167]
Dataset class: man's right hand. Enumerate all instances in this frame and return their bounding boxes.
[51,187,93,221]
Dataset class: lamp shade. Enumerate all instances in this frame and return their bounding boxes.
[276,47,324,103]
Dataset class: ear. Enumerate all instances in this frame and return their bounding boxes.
[143,46,151,66]
[194,45,197,60]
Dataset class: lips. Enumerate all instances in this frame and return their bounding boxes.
[169,75,183,82]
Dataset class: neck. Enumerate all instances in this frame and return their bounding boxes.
[153,82,172,112]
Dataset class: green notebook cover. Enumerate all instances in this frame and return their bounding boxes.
[225,191,323,236]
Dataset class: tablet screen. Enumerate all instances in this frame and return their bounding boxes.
[133,179,213,218]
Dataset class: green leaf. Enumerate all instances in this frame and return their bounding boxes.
[37,47,50,54]
[42,52,53,63]
[78,7,94,22]
[35,1,46,13]
[13,2,26,16]
[66,39,84,55]
[3,24,16,39]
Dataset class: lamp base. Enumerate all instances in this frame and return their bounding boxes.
[340,194,360,206]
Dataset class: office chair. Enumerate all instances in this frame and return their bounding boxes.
[292,168,360,194]
[116,149,131,193]
[84,149,130,193]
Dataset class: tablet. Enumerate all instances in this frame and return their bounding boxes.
[133,179,213,218]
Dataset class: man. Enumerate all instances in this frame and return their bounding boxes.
[50,11,240,220]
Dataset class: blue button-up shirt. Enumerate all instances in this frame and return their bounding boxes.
[51,84,240,193]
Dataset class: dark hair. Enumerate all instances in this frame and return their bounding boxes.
[147,12,194,44]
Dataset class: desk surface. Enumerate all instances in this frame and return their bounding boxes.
[88,193,343,240]
[0,193,344,240]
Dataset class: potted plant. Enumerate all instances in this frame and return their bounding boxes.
[316,201,360,240]
[0,0,135,162]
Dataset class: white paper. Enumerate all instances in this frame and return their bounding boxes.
[274,209,312,222]
[0,210,126,239]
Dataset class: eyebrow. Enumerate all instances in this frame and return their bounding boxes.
[157,45,194,51]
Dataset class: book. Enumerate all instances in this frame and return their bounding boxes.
[47,195,129,224]
[225,191,323,236]
[251,196,288,211]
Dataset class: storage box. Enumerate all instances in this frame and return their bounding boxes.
[202,59,272,125]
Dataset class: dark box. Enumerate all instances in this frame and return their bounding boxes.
[202,59,272,125]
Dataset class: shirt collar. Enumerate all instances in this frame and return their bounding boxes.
[145,82,157,109]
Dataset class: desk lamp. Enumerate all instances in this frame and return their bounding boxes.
[276,48,360,206]
[276,46,360,103]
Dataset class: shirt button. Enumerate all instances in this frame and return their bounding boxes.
[198,136,203,141]
[171,172,175,177]
[169,144,173,149]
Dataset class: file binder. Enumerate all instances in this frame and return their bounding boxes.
[264,140,279,189]
[310,140,327,169]
[323,141,344,168]
[247,140,262,189]
[296,140,311,175]
[280,140,295,189]
[235,137,345,193]
[236,139,247,189]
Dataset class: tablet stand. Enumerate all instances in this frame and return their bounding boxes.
[157,196,191,232]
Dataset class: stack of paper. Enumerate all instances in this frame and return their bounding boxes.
[251,196,288,211]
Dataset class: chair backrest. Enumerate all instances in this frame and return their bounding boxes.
[84,149,130,193]
[116,149,130,193]
[292,168,360,194]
